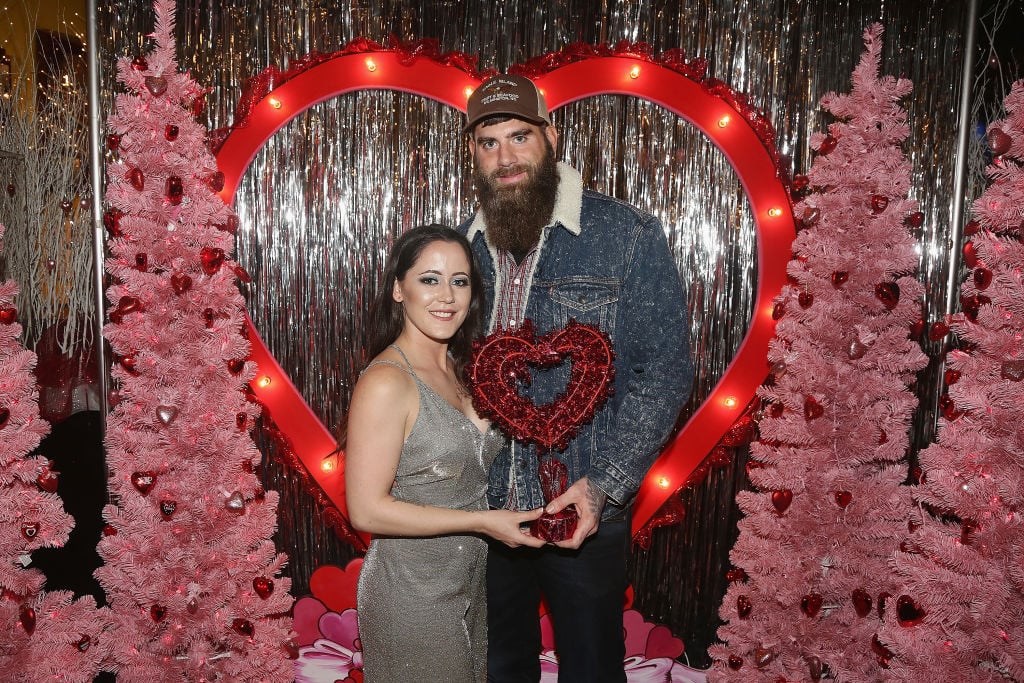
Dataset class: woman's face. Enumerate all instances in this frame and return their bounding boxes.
[392,240,472,344]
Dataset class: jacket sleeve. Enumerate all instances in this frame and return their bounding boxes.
[586,214,693,507]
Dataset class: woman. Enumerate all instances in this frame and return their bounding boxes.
[345,224,545,682]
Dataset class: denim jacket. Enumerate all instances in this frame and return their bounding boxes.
[459,163,693,521]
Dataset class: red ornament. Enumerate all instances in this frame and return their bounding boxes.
[896,595,926,627]
[803,395,824,420]
[928,321,950,341]
[771,489,792,514]
[800,593,823,617]
[236,413,248,430]
[217,215,240,233]
[962,241,978,268]
[852,588,872,617]
[159,500,177,518]
[771,301,785,320]
[203,308,216,328]
[944,368,961,385]
[910,318,925,338]
[961,294,991,322]
[791,174,809,191]
[130,55,148,71]
[150,605,166,621]
[938,394,961,420]
[231,618,255,637]
[834,490,852,508]
[134,252,148,272]
[283,639,300,660]
[878,592,891,619]
[871,634,893,668]
[847,338,868,360]
[170,272,193,295]
[830,271,848,288]
[727,655,743,670]
[119,354,139,375]
[0,407,9,430]
[467,319,615,452]
[736,595,752,618]
[127,168,145,191]
[802,206,821,226]
[0,307,17,325]
[192,92,206,118]
[103,524,117,536]
[530,457,579,542]
[878,429,887,445]
[253,577,274,599]
[904,211,924,228]
[118,296,142,315]
[144,76,167,96]
[76,635,91,652]
[874,282,900,310]
[225,491,246,513]
[200,247,225,275]
[156,405,178,426]
[233,265,252,283]
[208,171,226,192]
[36,467,59,493]
[817,135,837,154]
[165,124,179,141]
[166,175,184,205]
[103,209,125,237]
[1001,360,1024,382]
[21,522,40,540]
[20,606,36,634]
[754,647,774,667]
[227,359,246,375]
[106,134,121,151]
[131,471,156,495]
[963,220,982,236]
[726,568,747,583]
[973,267,992,290]
[798,291,813,308]
[807,655,823,681]
[870,195,889,213]
[987,127,1012,155]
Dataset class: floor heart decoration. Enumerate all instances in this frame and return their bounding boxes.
[215,43,795,539]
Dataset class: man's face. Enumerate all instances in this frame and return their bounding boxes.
[468,118,559,192]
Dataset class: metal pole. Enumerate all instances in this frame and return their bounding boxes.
[946,0,979,317]
[86,0,110,426]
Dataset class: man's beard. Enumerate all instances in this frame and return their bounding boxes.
[474,145,559,256]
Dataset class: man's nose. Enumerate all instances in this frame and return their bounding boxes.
[497,142,517,166]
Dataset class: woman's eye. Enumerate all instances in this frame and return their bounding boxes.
[420,277,438,285]
[452,278,470,287]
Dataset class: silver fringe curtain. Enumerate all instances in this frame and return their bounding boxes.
[94,0,981,666]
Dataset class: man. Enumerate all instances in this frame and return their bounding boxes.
[459,73,693,682]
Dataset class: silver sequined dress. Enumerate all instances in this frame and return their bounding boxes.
[357,346,504,682]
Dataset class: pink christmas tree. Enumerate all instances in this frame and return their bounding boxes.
[0,222,107,681]
[876,79,1024,680]
[708,24,928,681]
[96,2,294,679]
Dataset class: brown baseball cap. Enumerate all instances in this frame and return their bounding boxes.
[463,74,551,134]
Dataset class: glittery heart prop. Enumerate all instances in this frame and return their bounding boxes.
[531,457,578,542]
[467,319,615,453]
[214,47,795,540]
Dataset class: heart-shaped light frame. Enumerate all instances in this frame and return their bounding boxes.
[214,48,795,539]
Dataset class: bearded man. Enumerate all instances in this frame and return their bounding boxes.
[459,73,693,683]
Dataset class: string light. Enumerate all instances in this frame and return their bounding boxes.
[365,58,376,72]
[723,396,738,408]
[656,476,671,489]
[267,96,282,109]
[718,114,731,127]
[256,376,272,388]
[629,65,641,79]
[767,207,782,217]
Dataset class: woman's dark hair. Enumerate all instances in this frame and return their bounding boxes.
[364,224,485,376]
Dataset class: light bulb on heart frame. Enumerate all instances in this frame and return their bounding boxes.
[215,49,795,538]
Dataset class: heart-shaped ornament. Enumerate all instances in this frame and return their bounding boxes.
[156,405,179,425]
[144,75,168,96]
[467,319,614,452]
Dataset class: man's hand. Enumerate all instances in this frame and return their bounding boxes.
[543,476,607,549]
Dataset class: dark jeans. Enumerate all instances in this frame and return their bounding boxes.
[486,518,629,683]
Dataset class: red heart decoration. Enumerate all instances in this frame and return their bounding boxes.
[987,127,1012,155]
[308,560,363,613]
[467,319,614,452]
[818,135,837,154]
[928,320,950,341]
[150,605,166,621]
[19,606,36,635]
[215,50,796,537]
[800,593,822,617]
[798,291,813,308]
[973,267,992,290]
[36,467,59,493]
[727,655,743,669]
[874,282,899,309]
[159,500,177,518]
[127,167,145,191]
[200,247,225,274]
[231,618,254,637]
[165,124,179,141]
[1001,359,1024,382]
[131,471,156,495]
[0,407,10,430]
[771,489,792,514]
[830,271,849,288]
[736,595,752,618]
[21,522,40,540]
[144,75,168,96]
[0,307,17,324]
[896,594,926,627]
[852,588,872,617]
[166,175,184,204]
[834,490,852,508]
[253,576,274,599]
[170,272,192,295]
[870,194,889,213]
[804,395,824,420]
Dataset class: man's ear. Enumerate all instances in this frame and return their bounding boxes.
[392,278,403,302]
[467,135,477,163]
[544,124,558,152]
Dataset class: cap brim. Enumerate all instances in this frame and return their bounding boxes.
[463,112,550,135]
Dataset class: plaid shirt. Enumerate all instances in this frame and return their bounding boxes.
[491,249,539,332]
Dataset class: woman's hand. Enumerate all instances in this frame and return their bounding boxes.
[478,508,547,548]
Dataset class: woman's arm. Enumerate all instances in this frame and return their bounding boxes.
[345,364,546,547]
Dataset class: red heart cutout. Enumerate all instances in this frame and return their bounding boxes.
[308,559,363,613]
[215,49,795,537]
[467,319,614,452]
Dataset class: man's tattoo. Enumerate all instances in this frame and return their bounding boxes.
[585,479,607,517]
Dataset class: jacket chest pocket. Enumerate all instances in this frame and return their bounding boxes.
[544,280,619,330]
